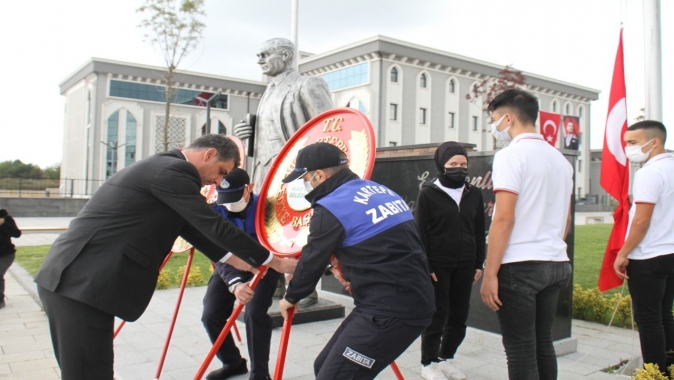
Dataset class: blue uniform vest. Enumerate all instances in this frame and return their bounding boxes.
[212,194,258,241]
[317,179,413,247]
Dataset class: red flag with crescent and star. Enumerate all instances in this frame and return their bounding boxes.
[598,29,630,292]
[539,111,561,146]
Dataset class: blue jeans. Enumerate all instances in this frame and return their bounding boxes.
[627,253,674,374]
[496,261,571,380]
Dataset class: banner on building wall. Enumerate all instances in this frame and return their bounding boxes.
[561,115,580,150]
[539,111,561,147]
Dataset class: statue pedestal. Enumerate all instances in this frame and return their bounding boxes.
[237,297,345,328]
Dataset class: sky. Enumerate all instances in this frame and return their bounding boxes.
[0,0,671,168]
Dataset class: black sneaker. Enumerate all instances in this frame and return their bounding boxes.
[206,359,248,380]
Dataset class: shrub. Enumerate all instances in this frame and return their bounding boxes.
[156,269,171,290]
[630,363,674,379]
[175,265,206,287]
[572,285,610,322]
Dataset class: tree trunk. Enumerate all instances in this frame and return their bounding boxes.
[163,68,174,152]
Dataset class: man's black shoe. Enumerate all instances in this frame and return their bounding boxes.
[205,359,248,380]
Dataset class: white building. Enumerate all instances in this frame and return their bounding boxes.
[59,36,599,199]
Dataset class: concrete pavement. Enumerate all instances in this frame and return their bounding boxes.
[0,218,644,379]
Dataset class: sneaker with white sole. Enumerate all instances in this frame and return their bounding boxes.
[437,359,466,380]
[421,363,449,380]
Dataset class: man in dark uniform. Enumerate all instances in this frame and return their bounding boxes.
[201,168,280,380]
[278,142,435,379]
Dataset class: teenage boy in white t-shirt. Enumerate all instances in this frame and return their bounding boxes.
[613,120,674,375]
[480,89,573,380]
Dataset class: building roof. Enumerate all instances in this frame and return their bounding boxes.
[59,57,267,96]
[299,35,600,101]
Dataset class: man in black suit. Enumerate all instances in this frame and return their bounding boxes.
[35,134,296,380]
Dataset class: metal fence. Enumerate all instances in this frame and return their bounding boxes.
[0,177,106,198]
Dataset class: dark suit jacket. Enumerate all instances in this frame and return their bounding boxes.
[35,150,269,321]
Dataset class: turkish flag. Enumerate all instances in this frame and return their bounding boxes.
[539,111,561,146]
[598,29,630,292]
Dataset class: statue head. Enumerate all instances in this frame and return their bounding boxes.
[257,38,295,77]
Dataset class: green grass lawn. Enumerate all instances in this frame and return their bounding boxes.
[15,245,215,288]
[16,224,617,291]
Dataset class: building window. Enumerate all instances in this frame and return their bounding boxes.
[578,187,583,198]
[420,108,427,124]
[390,67,398,83]
[155,115,186,153]
[110,80,228,109]
[472,116,478,131]
[578,159,582,172]
[320,62,369,91]
[106,111,120,179]
[552,100,558,113]
[125,112,137,167]
[420,73,427,88]
[579,106,584,117]
[449,79,455,93]
[565,103,571,114]
[390,103,398,121]
[389,141,397,147]
[448,112,455,128]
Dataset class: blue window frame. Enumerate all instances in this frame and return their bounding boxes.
[321,63,369,91]
[109,80,228,109]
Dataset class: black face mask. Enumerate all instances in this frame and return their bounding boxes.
[439,167,468,189]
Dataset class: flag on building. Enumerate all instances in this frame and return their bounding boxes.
[598,29,630,292]
[539,111,561,147]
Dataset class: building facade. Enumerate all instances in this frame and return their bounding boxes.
[59,59,266,195]
[299,36,599,199]
[60,36,599,199]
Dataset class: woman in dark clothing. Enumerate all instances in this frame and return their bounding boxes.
[0,208,21,309]
[415,142,486,380]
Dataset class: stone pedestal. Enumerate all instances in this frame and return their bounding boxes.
[237,297,345,328]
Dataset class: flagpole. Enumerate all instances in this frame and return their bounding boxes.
[643,0,662,120]
[290,0,299,71]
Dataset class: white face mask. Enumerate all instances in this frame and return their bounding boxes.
[304,172,317,193]
[490,114,512,142]
[224,194,248,212]
[625,139,655,163]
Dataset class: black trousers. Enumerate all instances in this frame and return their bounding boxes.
[0,252,14,300]
[38,285,115,380]
[421,265,474,365]
[314,308,430,380]
[201,269,280,379]
[627,253,674,375]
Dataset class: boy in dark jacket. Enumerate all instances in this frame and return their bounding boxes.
[201,169,280,380]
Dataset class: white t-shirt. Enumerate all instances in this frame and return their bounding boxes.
[492,133,574,263]
[626,153,674,260]
[434,179,464,206]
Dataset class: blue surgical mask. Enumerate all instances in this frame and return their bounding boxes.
[490,114,512,143]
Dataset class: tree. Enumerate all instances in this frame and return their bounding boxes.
[137,0,206,151]
[466,65,526,112]
[0,160,43,178]
[466,65,526,149]
[43,164,61,180]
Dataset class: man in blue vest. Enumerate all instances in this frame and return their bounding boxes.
[278,142,435,379]
[201,168,280,380]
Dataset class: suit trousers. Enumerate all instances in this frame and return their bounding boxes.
[201,269,280,379]
[38,285,115,380]
[314,308,430,380]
